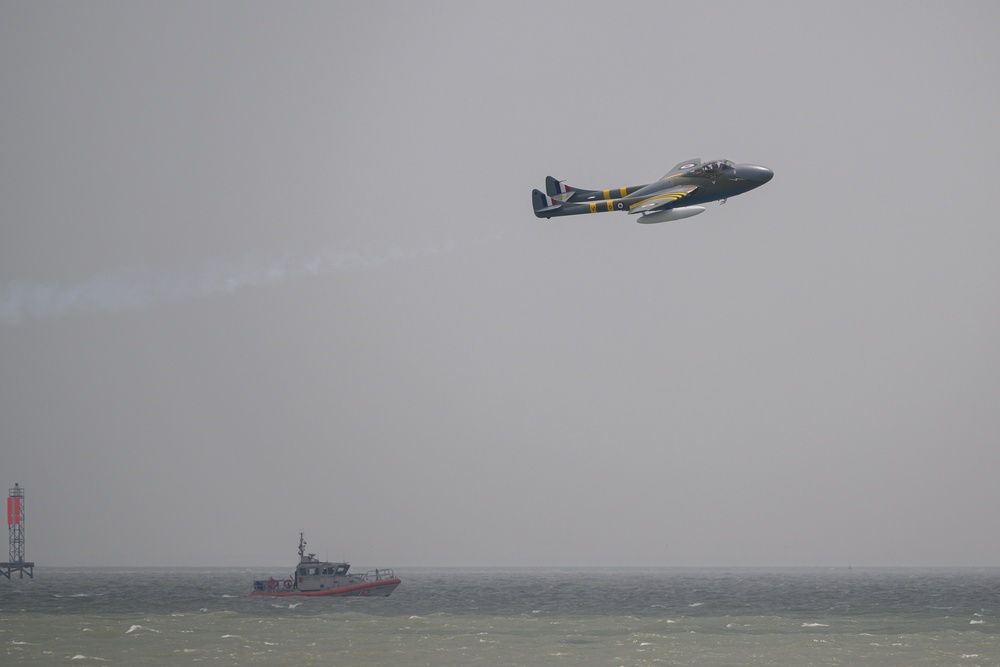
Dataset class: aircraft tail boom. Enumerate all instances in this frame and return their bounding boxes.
[532,189,626,218]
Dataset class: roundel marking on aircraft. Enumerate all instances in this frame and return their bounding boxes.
[680,163,697,169]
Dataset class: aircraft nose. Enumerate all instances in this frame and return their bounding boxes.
[736,164,774,184]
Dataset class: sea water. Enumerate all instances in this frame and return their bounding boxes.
[2,567,997,665]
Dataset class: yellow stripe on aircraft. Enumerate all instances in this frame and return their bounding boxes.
[589,201,619,213]
[629,190,690,211]
[620,187,628,198]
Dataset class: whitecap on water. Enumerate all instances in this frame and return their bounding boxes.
[126,625,160,634]
[802,623,829,627]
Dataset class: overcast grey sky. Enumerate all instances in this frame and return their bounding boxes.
[2,1,998,568]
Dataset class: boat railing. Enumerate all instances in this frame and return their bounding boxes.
[364,568,395,581]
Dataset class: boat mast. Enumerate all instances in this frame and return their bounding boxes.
[298,532,306,561]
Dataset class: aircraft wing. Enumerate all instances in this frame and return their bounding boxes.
[659,158,701,180]
[628,185,699,214]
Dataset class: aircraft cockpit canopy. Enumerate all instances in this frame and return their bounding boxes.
[689,160,734,177]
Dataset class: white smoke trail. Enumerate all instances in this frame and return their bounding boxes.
[0,243,453,326]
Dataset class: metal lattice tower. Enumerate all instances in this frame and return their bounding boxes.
[2,483,34,579]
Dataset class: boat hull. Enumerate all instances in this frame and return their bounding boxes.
[244,578,401,598]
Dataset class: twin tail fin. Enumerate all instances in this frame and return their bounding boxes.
[532,189,562,218]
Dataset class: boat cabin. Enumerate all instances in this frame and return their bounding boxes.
[300,562,350,577]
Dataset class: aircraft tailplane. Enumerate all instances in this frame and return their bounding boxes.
[546,176,606,199]
[532,189,562,218]
[545,176,570,197]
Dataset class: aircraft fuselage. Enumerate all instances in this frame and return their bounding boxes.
[533,159,773,223]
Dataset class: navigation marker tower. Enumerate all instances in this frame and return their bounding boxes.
[2,483,34,579]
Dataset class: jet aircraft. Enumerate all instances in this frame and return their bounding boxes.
[532,159,773,223]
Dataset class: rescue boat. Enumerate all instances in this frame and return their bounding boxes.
[245,533,400,597]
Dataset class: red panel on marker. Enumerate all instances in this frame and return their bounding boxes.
[7,497,20,525]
